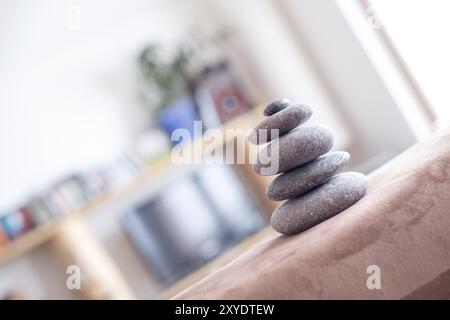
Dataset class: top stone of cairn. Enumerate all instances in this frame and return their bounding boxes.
[249,103,313,145]
[264,98,291,116]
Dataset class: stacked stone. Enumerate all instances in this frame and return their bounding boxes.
[249,99,368,235]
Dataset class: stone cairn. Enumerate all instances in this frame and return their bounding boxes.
[249,98,368,235]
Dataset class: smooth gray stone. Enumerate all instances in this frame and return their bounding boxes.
[267,151,350,201]
[248,104,313,145]
[254,125,334,176]
[271,172,368,235]
[264,98,290,116]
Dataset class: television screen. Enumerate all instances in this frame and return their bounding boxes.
[122,164,266,286]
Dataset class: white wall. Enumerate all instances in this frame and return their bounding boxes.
[206,0,352,150]
[371,0,450,123]
[0,0,211,211]
[277,0,432,165]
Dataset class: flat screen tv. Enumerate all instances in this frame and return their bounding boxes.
[122,164,266,286]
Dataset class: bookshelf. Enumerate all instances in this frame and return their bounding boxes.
[0,221,59,264]
[0,159,171,265]
[0,105,276,298]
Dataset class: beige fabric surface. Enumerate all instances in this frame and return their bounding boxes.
[175,129,450,299]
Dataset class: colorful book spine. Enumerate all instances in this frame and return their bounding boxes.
[26,196,54,225]
[18,207,34,230]
[46,189,71,216]
[1,159,145,239]
[54,178,87,213]
[0,210,29,240]
[0,220,9,246]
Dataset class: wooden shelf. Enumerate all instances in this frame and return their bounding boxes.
[0,157,172,265]
[53,216,136,299]
[0,222,59,264]
[0,107,267,266]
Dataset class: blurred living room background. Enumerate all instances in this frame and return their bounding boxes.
[0,0,448,299]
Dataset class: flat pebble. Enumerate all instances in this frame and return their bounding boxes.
[267,151,350,200]
[248,104,313,145]
[254,125,334,175]
[270,172,368,235]
[264,98,290,116]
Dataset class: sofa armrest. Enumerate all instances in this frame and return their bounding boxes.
[175,129,450,299]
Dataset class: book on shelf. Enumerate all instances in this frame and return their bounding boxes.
[44,188,72,216]
[0,221,9,246]
[0,209,33,240]
[54,176,88,213]
[0,196,54,243]
[1,150,147,239]
[75,171,108,200]
[18,207,34,231]
[25,196,54,226]
[103,155,143,191]
[43,173,102,216]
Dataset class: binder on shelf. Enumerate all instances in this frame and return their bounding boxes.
[0,210,30,240]
[26,196,54,226]
[52,176,89,213]
[18,207,34,231]
[0,220,9,246]
[78,170,109,199]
